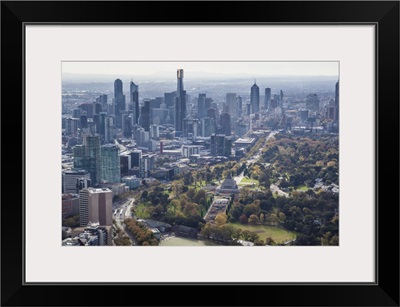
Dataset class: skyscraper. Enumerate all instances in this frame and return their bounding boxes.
[280,90,284,108]
[219,112,231,136]
[79,188,113,227]
[335,81,339,122]
[210,134,232,157]
[174,69,186,135]
[96,94,108,113]
[265,88,271,110]
[114,79,125,120]
[197,93,207,119]
[130,81,139,125]
[226,93,237,117]
[250,82,260,113]
[140,99,151,131]
[83,135,101,185]
[100,144,120,183]
[104,116,115,143]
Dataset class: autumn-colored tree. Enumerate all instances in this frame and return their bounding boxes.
[248,214,259,225]
[215,213,227,227]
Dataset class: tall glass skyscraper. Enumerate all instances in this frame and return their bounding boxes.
[265,88,271,111]
[74,135,101,185]
[114,79,125,119]
[226,93,237,117]
[250,82,260,114]
[130,81,139,125]
[100,144,120,183]
[140,99,151,131]
[174,69,186,135]
[84,135,101,185]
[335,81,339,122]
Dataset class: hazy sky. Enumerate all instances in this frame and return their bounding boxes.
[62,61,338,78]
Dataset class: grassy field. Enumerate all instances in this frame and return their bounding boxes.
[295,185,309,191]
[134,203,150,219]
[239,177,259,186]
[229,223,296,244]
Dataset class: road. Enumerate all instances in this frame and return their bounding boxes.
[113,197,136,245]
[233,130,278,186]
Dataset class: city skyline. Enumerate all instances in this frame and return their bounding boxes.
[62,61,339,82]
[62,64,339,247]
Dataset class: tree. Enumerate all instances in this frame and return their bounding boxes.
[248,214,259,225]
[265,237,275,245]
[141,190,148,200]
[254,239,264,246]
[231,205,244,221]
[187,188,196,200]
[239,214,248,224]
[184,174,192,185]
[194,190,206,203]
[259,213,265,223]
[243,203,260,218]
[215,213,227,227]
[62,214,80,228]
[278,212,286,222]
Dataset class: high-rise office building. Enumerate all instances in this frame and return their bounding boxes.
[62,169,91,194]
[130,81,139,124]
[96,94,108,113]
[129,149,142,169]
[100,144,120,183]
[122,113,132,138]
[66,118,79,135]
[164,91,177,108]
[335,81,339,122]
[237,96,243,117]
[200,117,214,137]
[210,134,232,157]
[197,93,207,119]
[280,90,284,108]
[83,135,101,185]
[104,116,115,143]
[219,112,231,136]
[250,82,260,113]
[226,93,237,117]
[140,99,151,131]
[73,135,101,185]
[265,88,271,111]
[79,188,113,227]
[174,69,186,135]
[114,79,126,122]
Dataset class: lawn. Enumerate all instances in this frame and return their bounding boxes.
[134,203,150,219]
[295,185,309,191]
[229,223,296,244]
[239,177,259,186]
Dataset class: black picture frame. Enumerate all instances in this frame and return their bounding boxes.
[1,1,399,306]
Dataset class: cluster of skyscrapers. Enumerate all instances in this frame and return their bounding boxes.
[62,68,339,245]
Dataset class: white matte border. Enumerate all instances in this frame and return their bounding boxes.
[25,25,375,283]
